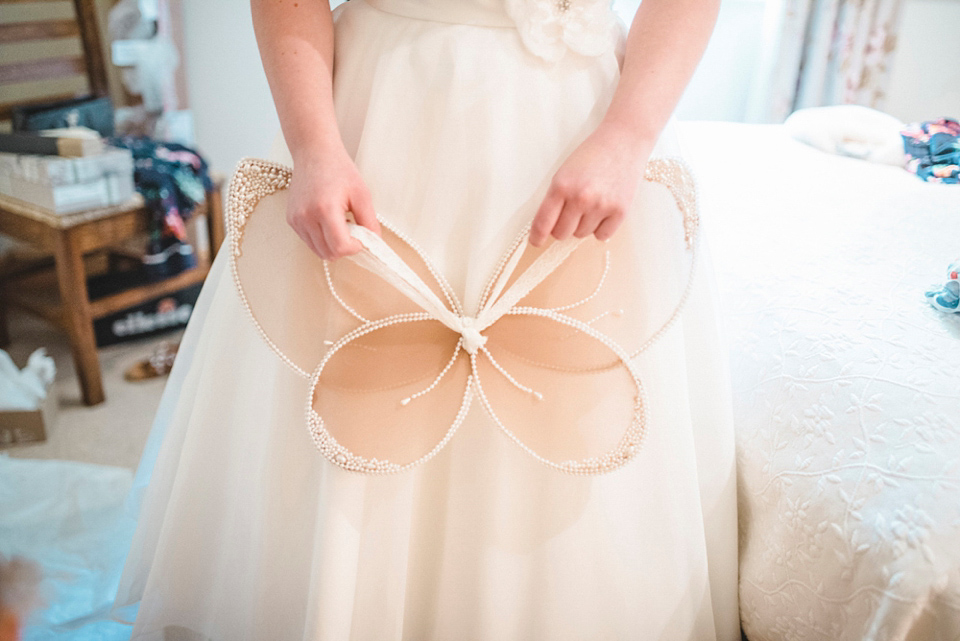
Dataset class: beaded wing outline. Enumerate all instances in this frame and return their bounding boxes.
[227,157,699,475]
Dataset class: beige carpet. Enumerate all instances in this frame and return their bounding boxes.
[3,308,180,471]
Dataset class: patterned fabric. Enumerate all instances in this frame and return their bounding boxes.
[926,259,960,313]
[683,121,960,641]
[749,0,904,123]
[901,119,960,184]
[108,136,213,280]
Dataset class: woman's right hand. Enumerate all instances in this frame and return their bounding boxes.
[286,145,381,260]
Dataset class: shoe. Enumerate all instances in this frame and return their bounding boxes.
[124,341,179,381]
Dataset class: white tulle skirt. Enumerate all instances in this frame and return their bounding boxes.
[110,0,740,638]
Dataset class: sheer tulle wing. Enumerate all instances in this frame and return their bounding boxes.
[308,319,473,473]
[481,158,699,361]
[229,158,473,473]
[468,158,700,473]
[474,313,646,474]
[228,158,461,378]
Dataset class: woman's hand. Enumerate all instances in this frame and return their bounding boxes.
[252,0,373,259]
[528,0,720,247]
[529,121,652,247]
[286,145,381,260]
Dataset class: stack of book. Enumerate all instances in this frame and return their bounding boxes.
[0,128,136,215]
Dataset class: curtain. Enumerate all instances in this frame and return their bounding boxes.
[748,0,904,123]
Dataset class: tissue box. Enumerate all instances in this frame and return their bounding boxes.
[0,393,56,449]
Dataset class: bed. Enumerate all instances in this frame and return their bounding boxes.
[679,121,960,641]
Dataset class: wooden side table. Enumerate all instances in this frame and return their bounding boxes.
[0,178,224,405]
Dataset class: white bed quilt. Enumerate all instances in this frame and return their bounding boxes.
[681,122,960,641]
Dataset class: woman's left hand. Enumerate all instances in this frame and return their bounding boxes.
[529,121,652,246]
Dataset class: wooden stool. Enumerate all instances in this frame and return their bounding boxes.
[0,179,224,405]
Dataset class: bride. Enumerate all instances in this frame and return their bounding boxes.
[111,0,740,637]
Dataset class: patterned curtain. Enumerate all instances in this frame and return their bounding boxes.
[748,0,904,123]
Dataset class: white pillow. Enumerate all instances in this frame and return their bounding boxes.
[784,105,906,166]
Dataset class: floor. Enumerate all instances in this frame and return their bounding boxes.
[2,308,180,471]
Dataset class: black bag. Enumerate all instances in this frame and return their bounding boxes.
[12,95,115,138]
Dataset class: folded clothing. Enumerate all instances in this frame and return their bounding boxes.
[107,136,213,281]
[926,260,960,313]
[901,119,960,184]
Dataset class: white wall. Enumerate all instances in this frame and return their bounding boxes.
[614,0,769,122]
[884,0,960,123]
[180,0,280,176]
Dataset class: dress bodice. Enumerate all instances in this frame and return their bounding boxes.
[361,0,625,62]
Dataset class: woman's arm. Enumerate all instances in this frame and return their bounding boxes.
[529,0,720,246]
[251,0,380,259]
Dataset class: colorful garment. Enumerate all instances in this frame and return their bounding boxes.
[108,136,213,280]
[926,260,960,313]
[901,118,960,184]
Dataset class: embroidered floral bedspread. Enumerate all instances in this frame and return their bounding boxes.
[682,121,960,641]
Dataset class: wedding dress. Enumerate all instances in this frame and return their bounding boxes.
[111,0,740,637]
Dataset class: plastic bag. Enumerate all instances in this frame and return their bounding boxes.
[0,349,55,411]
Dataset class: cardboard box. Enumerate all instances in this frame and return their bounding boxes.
[89,270,202,347]
[0,393,57,450]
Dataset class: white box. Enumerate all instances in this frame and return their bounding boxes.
[1,172,135,215]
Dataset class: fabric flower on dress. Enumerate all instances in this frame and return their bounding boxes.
[504,0,623,63]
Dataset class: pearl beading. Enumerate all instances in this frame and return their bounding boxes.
[644,158,699,249]
[323,261,370,323]
[305,314,474,474]
[545,249,611,313]
[227,156,701,475]
[623,157,701,360]
[479,344,544,401]
[472,307,648,475]
[401,338,464,405]
[226,159,309,379]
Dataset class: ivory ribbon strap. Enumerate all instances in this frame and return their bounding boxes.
[345,223,587,354]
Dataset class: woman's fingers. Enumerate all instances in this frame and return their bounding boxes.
[349,186,381,236]
[529,188,564,246]
[533,177,625,244]
[534,196,625,244]
[573,210,602,238]
[284,147,380,260]
[287,210,328,259]
[593,214,623,242]
[302,216,334,259]
[288,200,359,260]
[318,210,363,259]
[576,200,624,239]
[321,185,380,260]
[550,201,583,240]
[304,221,332,259]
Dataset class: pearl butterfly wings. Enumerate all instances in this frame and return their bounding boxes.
[227,157,699,474]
